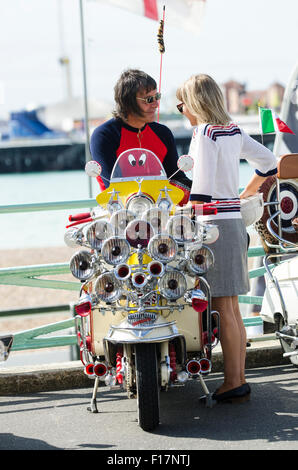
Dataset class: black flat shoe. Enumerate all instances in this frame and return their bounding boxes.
[212,384,250,403]
[214,383,251,397]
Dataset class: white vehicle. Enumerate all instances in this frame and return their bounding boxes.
[258,153,298,366]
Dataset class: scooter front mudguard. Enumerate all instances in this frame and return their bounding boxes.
[90,302,203,356]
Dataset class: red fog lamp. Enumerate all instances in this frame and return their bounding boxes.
[84,363,95,377]
[114,263,131,280]
[198,358,212,375]
[75,301,91,317]
[93,362,107,378]
[148,260,164,277]
[132,272,148,289]
[191,289,208,312]
[186,359,201,375]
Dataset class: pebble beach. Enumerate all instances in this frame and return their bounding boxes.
[0,245,79,310]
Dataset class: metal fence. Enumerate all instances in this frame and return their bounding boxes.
[0,198,268,354]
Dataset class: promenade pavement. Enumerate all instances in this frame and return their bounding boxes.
[0,363,297,451]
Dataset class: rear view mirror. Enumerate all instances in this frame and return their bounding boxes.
[0,335,13,361]
[177,155,194,173]
[85,160,102,177]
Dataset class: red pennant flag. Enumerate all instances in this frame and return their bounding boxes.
[275,116,295,135]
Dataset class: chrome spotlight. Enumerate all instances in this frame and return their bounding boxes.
[101,237,130,265]
[126,193,154,217]
[166,215,195,243]
[142,207,169,233]
[148,234,178,263]
[86,220,113,250]
[159,269,187,300]
[202,223,219,245]
[95,272,122,303]
[110,209,135,236]
[187,245,214,275]
[64,227,82,247]
[69,250,94,280]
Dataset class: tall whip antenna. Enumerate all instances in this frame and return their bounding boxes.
[157,5,166,123]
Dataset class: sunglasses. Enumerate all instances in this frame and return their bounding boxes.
[177,103,184,113]
[136,92,161,104]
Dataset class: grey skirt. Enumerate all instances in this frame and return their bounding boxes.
[204,218,250,297]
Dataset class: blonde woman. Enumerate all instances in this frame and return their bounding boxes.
[177,74,277,403]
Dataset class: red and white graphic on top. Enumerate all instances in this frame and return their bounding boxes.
[144,0,159,19]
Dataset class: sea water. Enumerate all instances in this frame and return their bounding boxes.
[0,162,255,249]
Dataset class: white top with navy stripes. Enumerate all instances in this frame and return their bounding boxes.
[188,123,278,220]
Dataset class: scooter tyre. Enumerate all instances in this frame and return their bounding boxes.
[135,343,160,431]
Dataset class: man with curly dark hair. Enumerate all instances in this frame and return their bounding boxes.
[90,69,190,197]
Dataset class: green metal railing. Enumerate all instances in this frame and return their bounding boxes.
[0,198,268,354]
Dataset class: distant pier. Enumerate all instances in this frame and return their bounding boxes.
[0,131,274,174]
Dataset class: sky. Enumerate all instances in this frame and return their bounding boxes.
[0,0,297,119]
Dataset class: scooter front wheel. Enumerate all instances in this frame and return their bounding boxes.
[135,343,160,431]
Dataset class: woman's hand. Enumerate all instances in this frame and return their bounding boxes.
[239,173,269,200]
[239,189,257,199]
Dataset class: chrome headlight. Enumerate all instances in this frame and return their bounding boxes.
[64,227,82,247]
[125,219,154,248]
[110,209,135,236]
[166,215,195,243]
[86,220,113,250]
[187,245,214,275]
[94,272,122,303]
[202,224,219,244]
[126,194,154,217]
[101,237,130,265]
[159,269,187,300]
[148,234,178,263]
[142,208,169,234]
[69,250,94,280]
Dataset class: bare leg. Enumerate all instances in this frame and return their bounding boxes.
[232,295,247,384]
[212,296,246,393]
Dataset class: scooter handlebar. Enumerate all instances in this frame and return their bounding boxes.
[66,217,93,229]
[68,212,91,222]
[192,203,218,216]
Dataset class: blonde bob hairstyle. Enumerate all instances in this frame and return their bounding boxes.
[176,74,231,126]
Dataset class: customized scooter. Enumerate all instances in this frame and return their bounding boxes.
[65,148,220,431]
